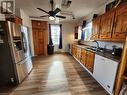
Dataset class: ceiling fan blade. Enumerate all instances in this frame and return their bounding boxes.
[37,8,49,14]
[29,16,45,19]
[56,15,66,19]
[40,15,49,17]
[54,8,61,14]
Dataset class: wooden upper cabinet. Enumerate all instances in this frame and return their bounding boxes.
[112,4,127,41]
[6,15,22,25]
[91,3,127,42]
[15,16,22,25]
[100,10,115,40]
[91,17,101,40]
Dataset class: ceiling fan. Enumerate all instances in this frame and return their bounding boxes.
[32,0,66,20]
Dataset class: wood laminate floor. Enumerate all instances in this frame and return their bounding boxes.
[5,54,108,95]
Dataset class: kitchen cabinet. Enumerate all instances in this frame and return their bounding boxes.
[81,49,87,65]
[6,15,22,25]
[86,51,95,73]
[91,17,101,40]
[93,54,118,94]
[15,16,22,25]
[91,3,127,42]
[112,3,127,41]
[81,48,95,73]
[72,45,77,58]
[100,10,115,40]
[77,47,81,61]
[71,45,74,56]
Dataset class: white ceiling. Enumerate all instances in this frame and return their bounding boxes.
[15,0,108,22]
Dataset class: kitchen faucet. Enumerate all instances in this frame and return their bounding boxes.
[93,40,100,49]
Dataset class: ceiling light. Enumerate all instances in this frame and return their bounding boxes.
[49,16,55,20]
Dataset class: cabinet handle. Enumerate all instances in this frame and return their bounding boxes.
[107,85,110,88]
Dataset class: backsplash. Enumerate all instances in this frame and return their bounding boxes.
[78,40,124,50]
[98,41,124,50]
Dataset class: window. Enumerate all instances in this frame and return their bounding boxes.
[51,24,60,45]
[82,22,92,41]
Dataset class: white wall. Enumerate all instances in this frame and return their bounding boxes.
[20,9,31,26]
[54,22,75,52]
[19,9,34,56]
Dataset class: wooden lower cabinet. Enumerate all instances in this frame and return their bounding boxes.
[72,45,77,58]
[81,49,87,65]
[72,45,95,73]
[86,51,95,73]
[77,47,81,61]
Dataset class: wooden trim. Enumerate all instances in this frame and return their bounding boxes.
[114,37,127,95]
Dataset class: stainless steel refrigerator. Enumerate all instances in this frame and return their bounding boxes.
[0,21,33,86]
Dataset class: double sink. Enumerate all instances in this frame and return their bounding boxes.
[86,47,104,53]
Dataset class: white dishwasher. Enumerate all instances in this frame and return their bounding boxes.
[93,54,119,94]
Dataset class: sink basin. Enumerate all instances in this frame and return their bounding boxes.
[86,47,97,51]
[86,47,104,53]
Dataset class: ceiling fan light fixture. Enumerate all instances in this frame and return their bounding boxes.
[49,16,55,20]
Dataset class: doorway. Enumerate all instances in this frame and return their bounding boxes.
[32,20,48,56]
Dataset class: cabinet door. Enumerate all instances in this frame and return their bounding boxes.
[77,47,81,61]
[71,45,74,55]
[81,49,87,65]
[112,4,127,41]
[86,51,95,73]
[73,46,77,58]
[93,55,118,93]
[91,17,101,40]
[100,10,115,40]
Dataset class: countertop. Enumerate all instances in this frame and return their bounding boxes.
[74,44,121,63]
